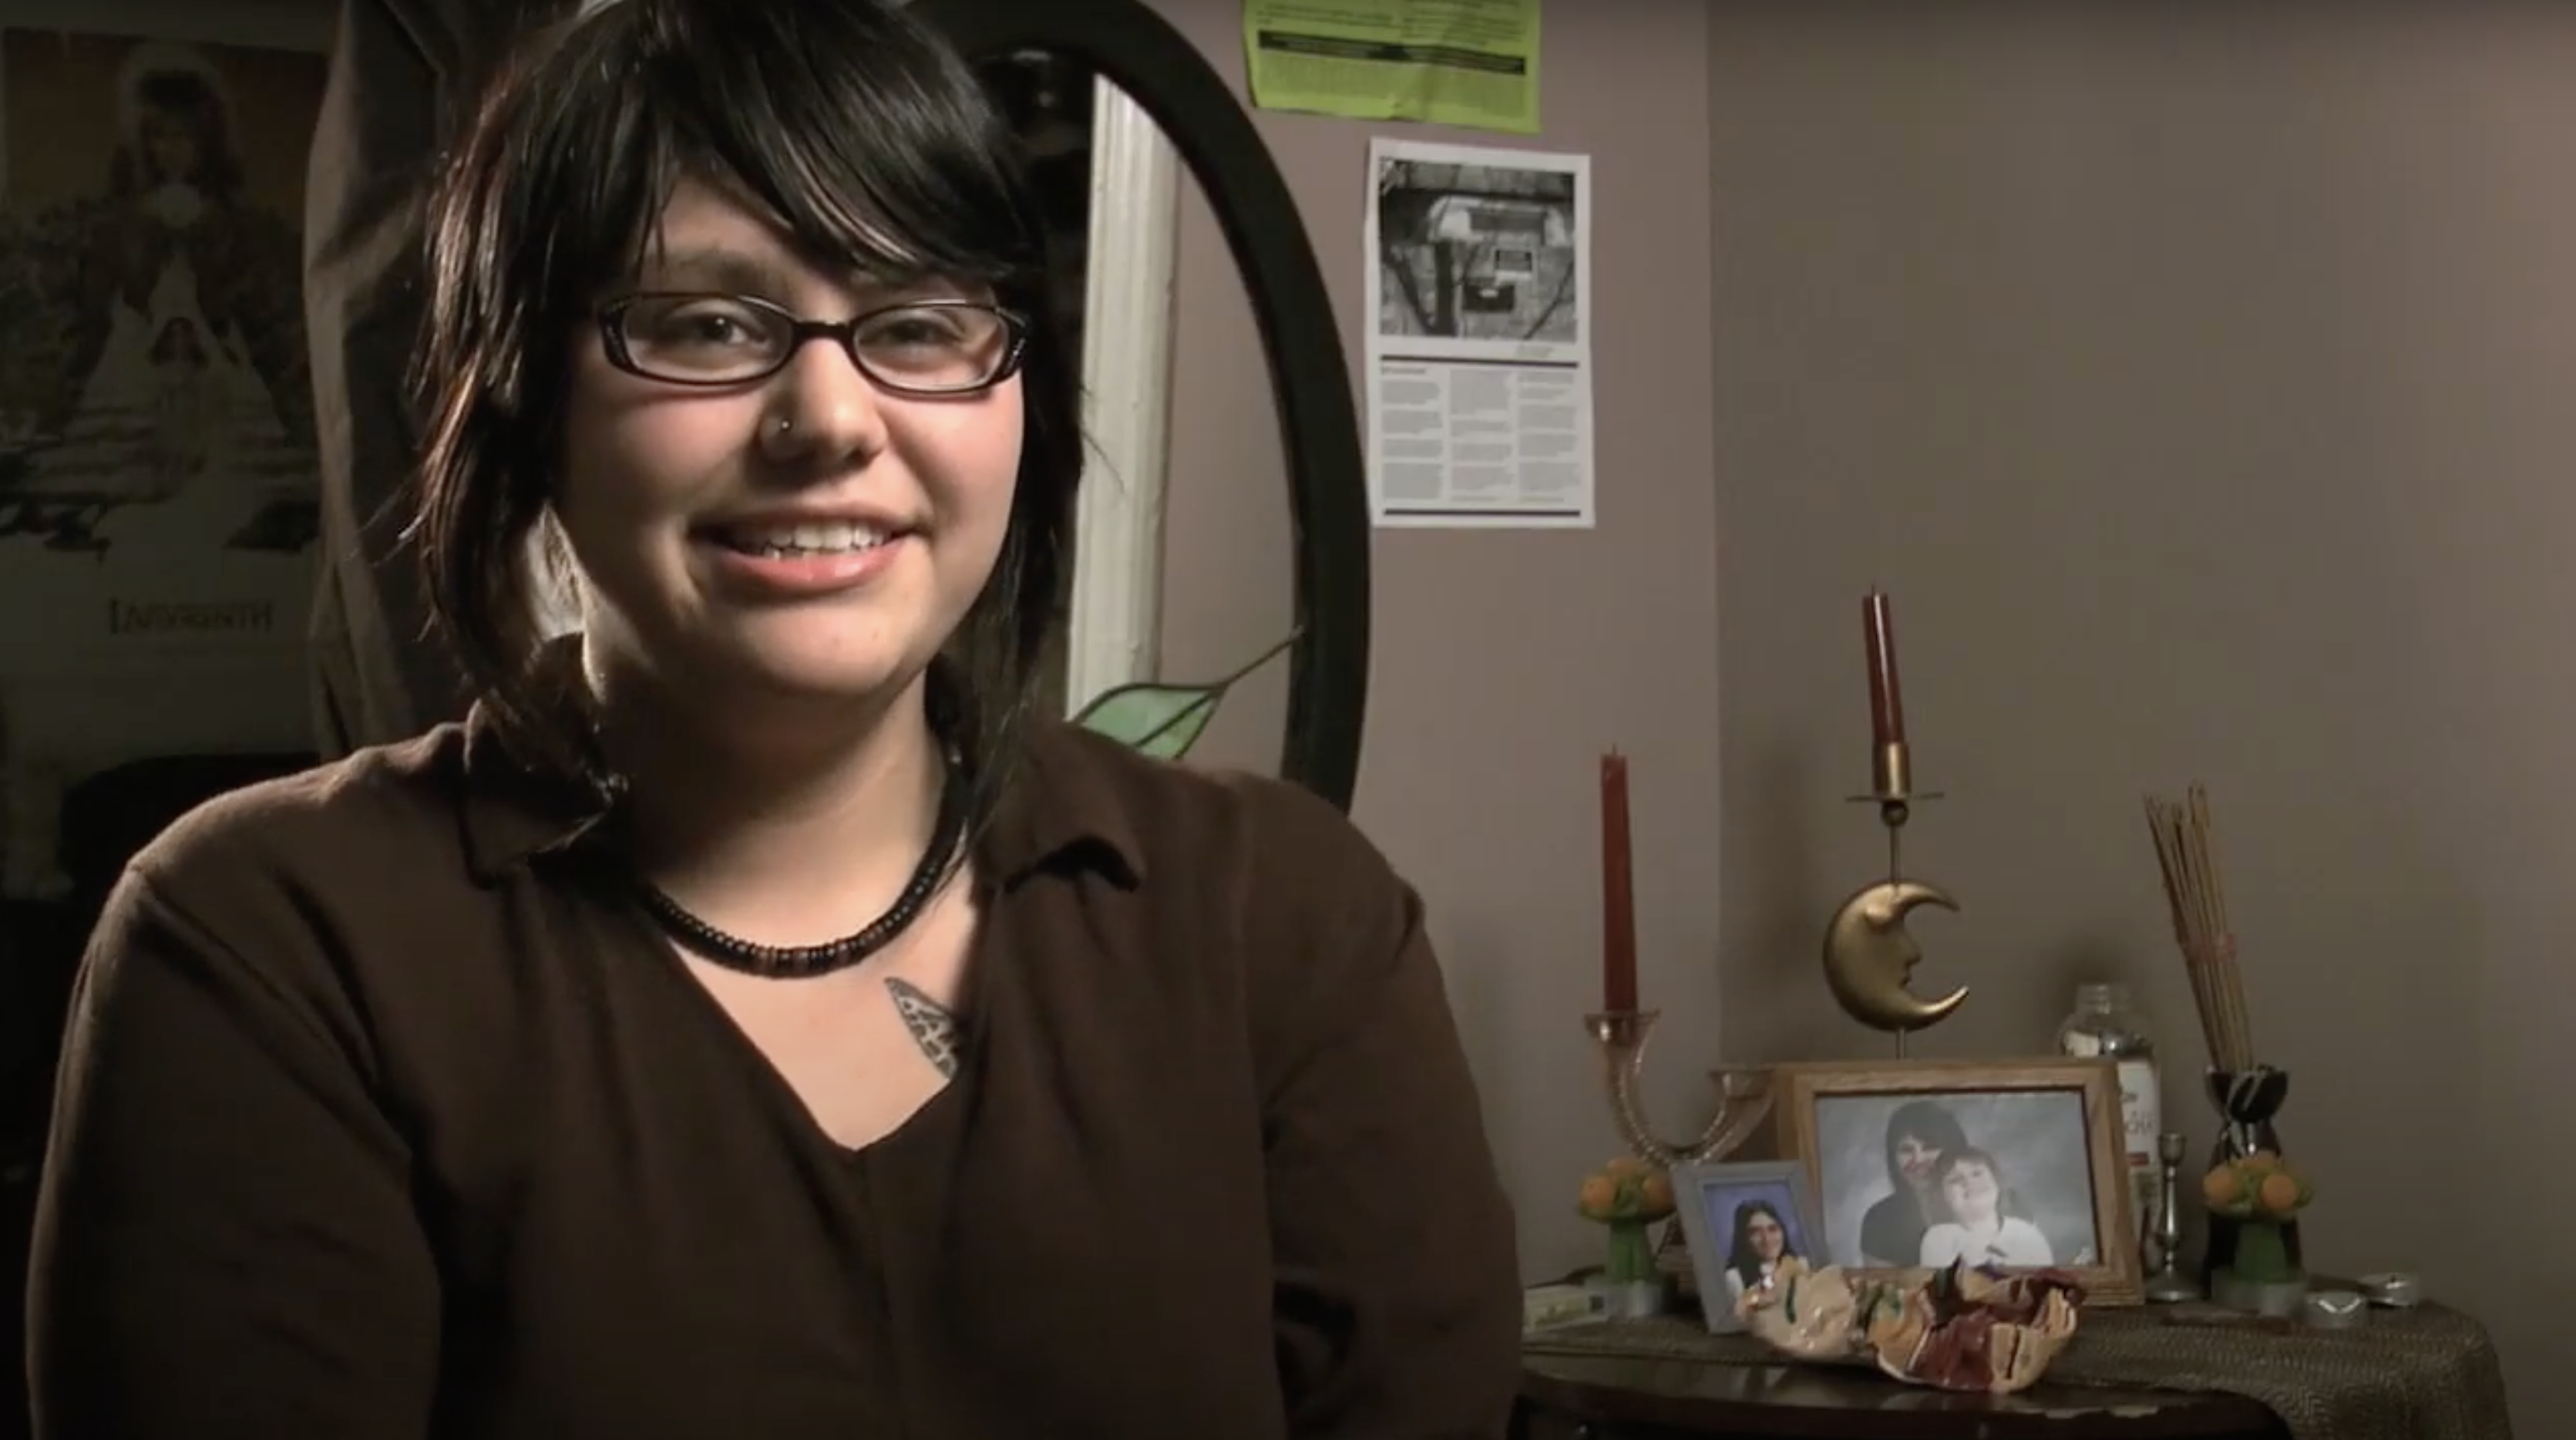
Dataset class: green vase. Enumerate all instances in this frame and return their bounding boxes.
[2229,1220,2296,1284]
[1605,1218,1656,1284]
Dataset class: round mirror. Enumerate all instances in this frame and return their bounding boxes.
[923,0,1370,811]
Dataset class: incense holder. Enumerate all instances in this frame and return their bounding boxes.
[2201,1067,2299,1287]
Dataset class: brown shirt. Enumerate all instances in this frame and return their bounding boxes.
[25,716,1522,1438]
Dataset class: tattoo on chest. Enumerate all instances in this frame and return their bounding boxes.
[886,977,960,1078]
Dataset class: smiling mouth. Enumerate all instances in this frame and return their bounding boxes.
[711,520,900,559]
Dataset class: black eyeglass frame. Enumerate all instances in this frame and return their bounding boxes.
[594,292,1032,395]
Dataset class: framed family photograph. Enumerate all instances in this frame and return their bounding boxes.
[1667,1160,1828,1334]
[1773,1058,2142,1306]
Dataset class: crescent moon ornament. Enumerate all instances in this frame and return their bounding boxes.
[1821,877,1968,1034]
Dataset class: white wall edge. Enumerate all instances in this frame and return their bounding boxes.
[1061,76,1180,715]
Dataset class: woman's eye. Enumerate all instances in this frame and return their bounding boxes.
[868,304,1004,348]
[862,314,957,348]
[636,301,769,348]
[667,311,757,345]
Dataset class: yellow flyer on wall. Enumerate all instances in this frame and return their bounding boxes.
[1243,0,1539,134]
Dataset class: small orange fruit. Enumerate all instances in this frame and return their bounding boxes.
[1579,1175,1616,1217]
[2201,1166,2246,1208]
[2257,1173,2302,1213]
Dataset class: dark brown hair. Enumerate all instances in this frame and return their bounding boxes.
[408,0,1079,833]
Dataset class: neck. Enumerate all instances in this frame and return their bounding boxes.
[595,652,949,937]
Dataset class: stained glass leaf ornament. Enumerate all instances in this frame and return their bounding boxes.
[1072,685,1222,759]
[1071,629,1301,760]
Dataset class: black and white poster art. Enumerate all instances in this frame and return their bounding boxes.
[1372,148,1579,348]
[0,31,323,755]
[1811,1087,2103,1274]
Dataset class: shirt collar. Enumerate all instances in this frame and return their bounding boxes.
[457,703,1145,890]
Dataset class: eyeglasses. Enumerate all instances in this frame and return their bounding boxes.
[595,292,1030,395]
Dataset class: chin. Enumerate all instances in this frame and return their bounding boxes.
[742,651,926,705]
[681,623,926,705]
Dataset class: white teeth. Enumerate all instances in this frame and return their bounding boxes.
[732,521,889,555]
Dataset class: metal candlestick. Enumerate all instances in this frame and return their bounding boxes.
[2143,1131,2199,1303]
[1821,739,1967,1055]
[1583,1009,1773,1167]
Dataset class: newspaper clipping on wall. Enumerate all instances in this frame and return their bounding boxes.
[1364,136,1593,529]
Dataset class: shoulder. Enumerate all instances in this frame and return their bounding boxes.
[1014,723,1429,1067]
[106,728,494,988]
[1016,720,1397,907]
[74,727,489,1082]
[124,725,473,903]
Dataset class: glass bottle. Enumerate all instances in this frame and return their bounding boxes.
[2055,982,2161,1250]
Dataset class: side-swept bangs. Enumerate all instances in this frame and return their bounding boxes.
[411,0,1081,827]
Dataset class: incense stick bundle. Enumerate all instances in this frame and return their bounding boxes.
[2141,784,2256,1072]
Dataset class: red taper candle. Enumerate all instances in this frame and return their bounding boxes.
[1863,589,1907,750]
[1599,751,1638,1013]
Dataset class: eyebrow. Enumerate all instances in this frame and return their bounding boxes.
[631,244,947,301]
[633,246,800,295]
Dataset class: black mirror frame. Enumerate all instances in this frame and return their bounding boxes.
[916,0,1370,815]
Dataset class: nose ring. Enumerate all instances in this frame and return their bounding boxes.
[771,416,794,438]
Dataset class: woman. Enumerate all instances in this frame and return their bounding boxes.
[1719,1197,1800,1304]
[1857,1099,1969,1267]
[1916,1148,2056,1270]
[23,3,1521,1436]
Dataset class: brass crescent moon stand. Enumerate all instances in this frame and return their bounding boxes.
[916,0,1372,814]
[1822,739,1968,1055]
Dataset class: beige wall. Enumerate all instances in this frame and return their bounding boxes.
[1708,8,2552,1432]
[1148,0,1728,1281]
[1163,0,2550,1429]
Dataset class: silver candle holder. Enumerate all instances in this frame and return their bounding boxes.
[2143,1131,2200,1304]
[1583,1009,1773,1167]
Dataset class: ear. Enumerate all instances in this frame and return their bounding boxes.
[526,505,587,638]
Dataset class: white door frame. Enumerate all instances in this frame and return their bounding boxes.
[1061,78,1180,715]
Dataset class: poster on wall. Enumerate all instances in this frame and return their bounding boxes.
[1242,0,1542,135]
[1364,136,1595,529]
[0,30,324,758]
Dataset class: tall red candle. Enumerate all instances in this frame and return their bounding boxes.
[1599,751,1639,1014]
[1863,589,1907,749]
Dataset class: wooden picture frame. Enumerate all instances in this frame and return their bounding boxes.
[1773,1058,2141,1307]
[1666,1160,1828,1335]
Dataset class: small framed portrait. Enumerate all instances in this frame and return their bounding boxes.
[1774,1058,2141,1306]
[1667,1160,1828,1334]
